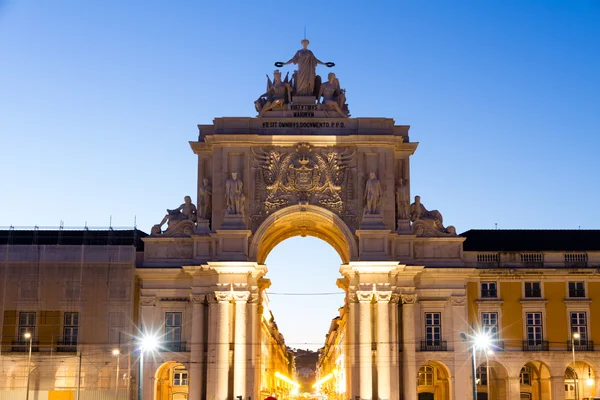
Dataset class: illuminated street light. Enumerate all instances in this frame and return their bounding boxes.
[138,333,159,400]
[587,366,594,386]
[572,332,580,400]
[471,331,492,400]
[112,349,120,400]
[24,332,32,400]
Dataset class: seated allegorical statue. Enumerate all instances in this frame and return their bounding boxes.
[152,196,197,236]
[317,72,349,117]
[256,70,292,117]
[409,195,456,236]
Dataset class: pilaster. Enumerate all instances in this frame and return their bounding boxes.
[357,290,374,400]
[376,291,392,400]
[215,291,232,400]
[233,291,250,399]
[401,293,417,400]
[189,294,205,400]
[551,376,567,400]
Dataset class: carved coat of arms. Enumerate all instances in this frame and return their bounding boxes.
[252,143,355,219]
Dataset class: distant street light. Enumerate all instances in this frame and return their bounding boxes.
[112,349,120,400]
[24,332,33,400]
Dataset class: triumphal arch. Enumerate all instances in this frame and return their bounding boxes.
[139,41,471,400]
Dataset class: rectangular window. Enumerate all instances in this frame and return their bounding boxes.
[481,312,498,339]
[418,366,434,386]
[524,282,541,298]
[568,282,585,298]
[173,369,188,386]
[18,312,36,340]
[63,312,79,345]
[476,366,488,386]
[481,282,497,298]
[108,312,125,344]
[570,312,587,343]
[526,312,543,345]
[165,312,182,344]
[424,312,441,345]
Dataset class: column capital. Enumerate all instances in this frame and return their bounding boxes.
[401,293,417,305]
[356,291,374,303]
[140,295,156,307]
[450,295,466,307]
[232,291,250,303]
[214,291,232,303]
[375,291,393,303]
[190,294,205,304]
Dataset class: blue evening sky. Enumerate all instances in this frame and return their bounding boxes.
[1,1,599,350]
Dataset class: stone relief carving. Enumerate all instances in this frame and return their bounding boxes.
[252,142,356,227]
[317,72,350,117]
[356,291,374,303]
[363,172,382,215]
[401,293,417,305]
[190,294,205,304]
[151,196,197,237]
[395,178,410,220]
[450,296,466,307]
[198,178,212,220]
[275,39,334,97]
[225,172,245,216]
[255,70,292,117]
[140,296,156,307]
[410,195,457,237]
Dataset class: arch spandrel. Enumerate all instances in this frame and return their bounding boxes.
[249,204,358,264]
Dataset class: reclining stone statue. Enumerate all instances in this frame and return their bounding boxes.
[409,195,456,236]
[151,196,197,236]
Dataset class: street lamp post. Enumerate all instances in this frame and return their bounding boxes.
[24,332,33,400]
[472,332,492,400]
[112,349,120,400]
[137,333,159,400]
[572,332,580,400]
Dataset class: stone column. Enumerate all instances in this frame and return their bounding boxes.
[206,297,219,396]
[550,376,567,400]
[248,295,259,400]
[215,291,232,400]
[401,294,417,400]
[450,296,469,400]
[349,294,360,398]
[233,291,250,400]
[189,294,205,400]
[389,296,400,400]
[357,291,373,400]
[507,377,521,400]
[376,291,392,400]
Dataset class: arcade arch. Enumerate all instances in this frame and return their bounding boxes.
[155,361,189,400]
[565,360,597,400]
[518,361,551,400]
[417,361,451,400]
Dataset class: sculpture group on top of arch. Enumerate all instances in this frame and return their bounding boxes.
[255,39,350,117]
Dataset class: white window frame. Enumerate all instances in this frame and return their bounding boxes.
[481,311,499,340]
[564,299,592,343]
[524,311,544,345]
[18,312,36,340]
[423,312,442,345]
[63,312,79,345]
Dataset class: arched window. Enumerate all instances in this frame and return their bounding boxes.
[173,366,188,386]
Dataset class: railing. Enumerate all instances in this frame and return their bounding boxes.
[160,341,187,352]
[56,339,78,353]
[10,339,40,353]
[420,340,447,352]
[567,340,594,351]
[490,340,504,352]
[522,340,549,351]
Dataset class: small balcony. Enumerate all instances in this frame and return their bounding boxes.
[567,340,594,351]
[56,338,78,353]
[160,341,187,352]
[10,338,40,353]
[420,340,447,352]
[522,340,549,351]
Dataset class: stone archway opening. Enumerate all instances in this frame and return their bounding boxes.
[154,361,189,400]
[262,234,346,397]
[249,204,358,264]
[476,359,509,400]
[519,361,551,400]
[566,361,597,400]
